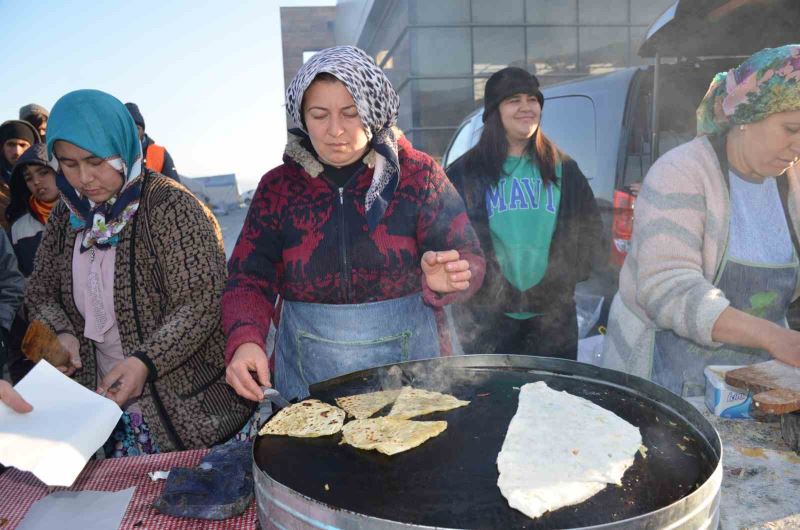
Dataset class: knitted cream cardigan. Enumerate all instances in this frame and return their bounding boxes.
[602,136,800,377]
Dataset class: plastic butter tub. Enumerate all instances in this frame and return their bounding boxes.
[704,365,754,419]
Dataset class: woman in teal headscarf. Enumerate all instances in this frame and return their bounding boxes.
[603,44,800,396]
[25,89,253,456]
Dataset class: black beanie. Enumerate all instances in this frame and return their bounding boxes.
[0,120,39,145]
[482,67,544,123]
[125,102,146,130]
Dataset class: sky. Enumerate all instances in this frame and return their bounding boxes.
[0,0,336,192]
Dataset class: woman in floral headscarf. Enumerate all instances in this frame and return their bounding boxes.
[603,44,800,396]
[222,46,484,403]
[25,89,252,456]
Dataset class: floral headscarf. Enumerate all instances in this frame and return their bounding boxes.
[46,89,143,251]
[286,46,401,230]
[697,44,800,136]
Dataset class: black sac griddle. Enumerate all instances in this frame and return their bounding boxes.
[253,355,722,530]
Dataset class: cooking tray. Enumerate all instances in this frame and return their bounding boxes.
[253,355,722,529]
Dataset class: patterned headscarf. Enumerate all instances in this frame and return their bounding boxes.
[697,44,800,136]
[286,46,401,230]
[46,89,143,252]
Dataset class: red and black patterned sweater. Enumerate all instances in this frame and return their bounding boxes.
[222,133,485,363]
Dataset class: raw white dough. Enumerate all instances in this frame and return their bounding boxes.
[497,381,642,519]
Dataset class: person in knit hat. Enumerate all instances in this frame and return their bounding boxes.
[0,120,40,231]
[124,102,180,181]
[19,104,49,142]
[447,66,603,360]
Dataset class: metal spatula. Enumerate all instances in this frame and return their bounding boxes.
[262,387,291,410]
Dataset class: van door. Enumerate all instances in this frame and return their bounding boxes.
[540,96,598,187]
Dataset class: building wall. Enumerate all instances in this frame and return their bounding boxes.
[280,6,337,128]
[339,0,675,159]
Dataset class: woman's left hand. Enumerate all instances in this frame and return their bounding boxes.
[96,357,149,407]
[421,250,472,294]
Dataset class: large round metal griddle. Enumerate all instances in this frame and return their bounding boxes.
[253,355,722,529]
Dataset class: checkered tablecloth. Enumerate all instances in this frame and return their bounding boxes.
[0,449,258,529]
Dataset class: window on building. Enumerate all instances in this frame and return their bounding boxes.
[411,28,472,76]
[379,33,410,89]
[527,27,578,77]
[410,0,470,24]
[413,78,474,128]
[526,0,577,24]
[398,83,413,132]
[578,0,628,24]
[473,27,526,75]
[472,0,524,23]
[579,26,628,74]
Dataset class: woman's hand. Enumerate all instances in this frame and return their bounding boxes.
[56,333,81,376]
[0,380,32,413]
[421,250,472,294]
[96,357,149,407]
[226,342,270,402]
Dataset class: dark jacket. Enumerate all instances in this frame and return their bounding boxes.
[26,172,253,452]
[142,134,179,182]
[222,132,486,362]
[446,152,604,353]
[0,230,23,332]
[0,230,24,372]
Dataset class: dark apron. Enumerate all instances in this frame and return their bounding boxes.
[274,293,441,401]
[653,251,798,397]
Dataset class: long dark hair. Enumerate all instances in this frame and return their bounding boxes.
[463,107,561,208]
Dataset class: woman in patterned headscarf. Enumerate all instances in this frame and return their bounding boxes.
[222,46,485,403]
[603,44,800,396]
[25,89,253,455]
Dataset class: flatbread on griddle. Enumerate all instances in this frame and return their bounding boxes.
[341,417,447,455]
[497,381,642,519]
[258,399,345,438]
[335,389,402,419]
[388,387,470,419]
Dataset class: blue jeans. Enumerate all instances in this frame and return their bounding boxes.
[275,293,441,400]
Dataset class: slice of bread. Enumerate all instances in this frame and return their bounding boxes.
[22,320,72,366]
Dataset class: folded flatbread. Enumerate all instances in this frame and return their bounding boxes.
[259,399,345,438]
[341,417,447,455]
[388,387,470,419]
[335,389,402,419]
[497,381,642,519]
[21,320,71,366]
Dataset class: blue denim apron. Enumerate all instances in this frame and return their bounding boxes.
[274,293,441,400]
[653,251,799,397]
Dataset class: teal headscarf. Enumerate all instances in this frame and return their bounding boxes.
[697,44,800,136]
[46,89,144,251]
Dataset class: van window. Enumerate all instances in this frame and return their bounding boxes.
[541,96,597,179]
[443,115,478,168]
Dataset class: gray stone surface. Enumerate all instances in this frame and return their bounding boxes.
[687,397,800,530]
